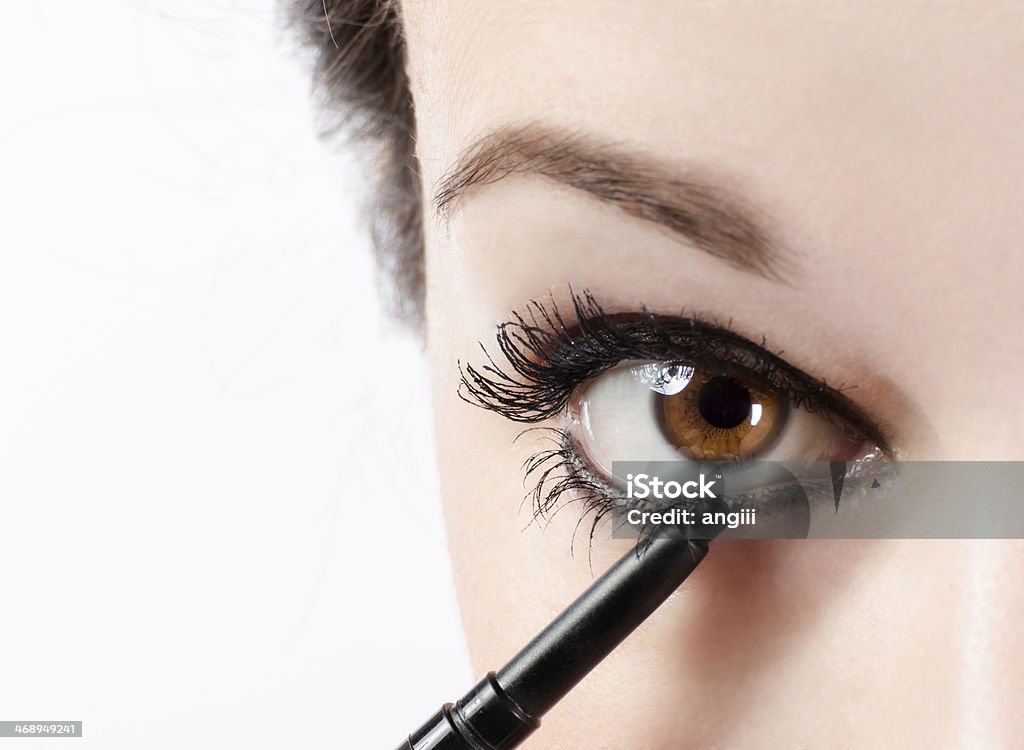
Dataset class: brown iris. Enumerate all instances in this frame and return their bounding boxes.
[657,371,786,460]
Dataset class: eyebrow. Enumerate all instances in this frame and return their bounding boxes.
[433,125,790,279]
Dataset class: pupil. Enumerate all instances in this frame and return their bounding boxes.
[697,376,752,429]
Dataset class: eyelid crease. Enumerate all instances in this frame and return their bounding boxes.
[458,288,891,456]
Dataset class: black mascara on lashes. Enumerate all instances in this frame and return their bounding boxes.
[457,289,889,452]
[458,289,889,533]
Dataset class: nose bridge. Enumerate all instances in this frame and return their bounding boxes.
[949,540,1024,746]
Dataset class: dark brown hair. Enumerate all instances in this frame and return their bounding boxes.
[288,0,422,328]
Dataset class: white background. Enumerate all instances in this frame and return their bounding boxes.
[0,2,469,747]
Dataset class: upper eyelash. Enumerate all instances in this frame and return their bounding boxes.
[458,288,889,453]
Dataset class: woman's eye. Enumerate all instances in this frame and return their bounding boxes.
[571,361,876,479]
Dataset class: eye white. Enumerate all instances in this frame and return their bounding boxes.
[572,362,684,482]
[571,361,864,481]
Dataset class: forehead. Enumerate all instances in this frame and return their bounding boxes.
[403,1,1023,223]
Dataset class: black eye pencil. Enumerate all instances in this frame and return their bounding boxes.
[397,520,717,750]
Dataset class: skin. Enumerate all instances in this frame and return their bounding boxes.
[398,1,1024,746]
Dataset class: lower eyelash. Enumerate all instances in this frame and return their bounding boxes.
[519,427,625,552]
[522,426,894,552]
